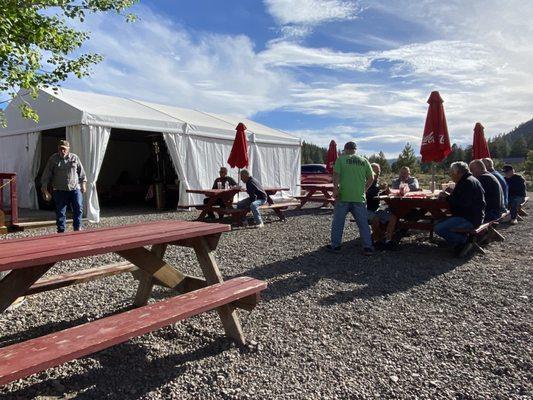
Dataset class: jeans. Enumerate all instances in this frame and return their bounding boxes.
[53,189,83,233]
[484,208,502,222]
[237,198,267,224]
[434,216,473,246]
[508,196,525,219]
[331,201,373,249]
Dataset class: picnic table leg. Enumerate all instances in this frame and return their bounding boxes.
[192,237,246,345]
[0,264,54,313]
[197,197,217,220]
[133,244,167,306]
[267,194,286,221]
[296,189,314,210]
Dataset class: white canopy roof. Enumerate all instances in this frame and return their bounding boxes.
[0,88,300,145]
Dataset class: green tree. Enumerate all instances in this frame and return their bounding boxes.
[496,139,510,158]
[525,150,533,179]
[394,142,419,172]
[0,0,137,126]
[369,151,390,174]
[510,137,528,157]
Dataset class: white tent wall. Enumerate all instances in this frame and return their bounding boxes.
[0,132,40,208]
[66,125,111,223]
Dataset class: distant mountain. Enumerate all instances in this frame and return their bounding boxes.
[500,118,533,143]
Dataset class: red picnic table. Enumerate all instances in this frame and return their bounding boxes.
[0,220,266,386]
[295,183,335,209]
[186,187,298,225]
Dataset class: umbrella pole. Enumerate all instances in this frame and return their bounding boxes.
[431,162,435,192]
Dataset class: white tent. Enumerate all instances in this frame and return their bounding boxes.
[0,88,301,222]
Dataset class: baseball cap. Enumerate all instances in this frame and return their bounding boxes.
[502,165,514,173]
[58,140,70,148]
[344,141,357,150]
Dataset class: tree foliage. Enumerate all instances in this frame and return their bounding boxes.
[0,0,137,126]
[301,141,327,164]
[392,142,419,172]
[368,151,391,173]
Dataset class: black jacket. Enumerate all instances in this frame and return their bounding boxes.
[505,174,526,198]
[477,172,504,216]
[447,172,486,227]
[246,177,267,201]
[366,179,380,212]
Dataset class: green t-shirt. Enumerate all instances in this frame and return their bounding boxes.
[333,154,373,203]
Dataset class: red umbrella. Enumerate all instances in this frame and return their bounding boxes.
[227,123,249,169]
[420,91,452,163]
[325,140,338,173]
[472,122,490,159]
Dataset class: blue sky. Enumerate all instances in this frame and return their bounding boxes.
[6,0,533,157]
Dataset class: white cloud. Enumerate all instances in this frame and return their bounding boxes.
[265,0,359,25]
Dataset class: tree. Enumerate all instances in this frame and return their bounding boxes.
[510,137,528,157]
[394,142,419,172]
[496,139,510,158]
[369,151,390,174]
[0,0,137,126]
[525,150,533,179]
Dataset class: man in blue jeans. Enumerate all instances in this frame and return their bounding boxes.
[435,161,486,257]
[41,140,87,233]
[328,141,375,255]
[237,169,267,228]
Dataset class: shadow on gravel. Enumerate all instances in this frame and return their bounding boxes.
[229,238,470,306]
[3,331,234,400]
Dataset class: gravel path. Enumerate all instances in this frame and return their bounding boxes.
[1,202,532,399]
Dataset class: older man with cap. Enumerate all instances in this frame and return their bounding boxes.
[41,140,87,233]
[328,141,374,255]
[469,159,505,222]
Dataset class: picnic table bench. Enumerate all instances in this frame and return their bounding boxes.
[186,187,299,225]
[295,183,335,209]
[0,220,267,386]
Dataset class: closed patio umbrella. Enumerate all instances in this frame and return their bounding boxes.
[227,123,249,199]
[472,122,490,160]
[325,140,338,173]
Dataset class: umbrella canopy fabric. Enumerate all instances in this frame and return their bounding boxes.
[472,122,490,160]
[227,123,249,169]
[420,91,452,163]
[325,140,338,173]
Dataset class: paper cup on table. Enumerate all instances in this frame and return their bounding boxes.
[43,192,52,202]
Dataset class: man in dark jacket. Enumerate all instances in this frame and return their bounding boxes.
[236,169,267,228]
[470,160,504,222]
[482,158,508,209]
[202,167,237,219]
[434,161,486,256]
[503,165,527,224]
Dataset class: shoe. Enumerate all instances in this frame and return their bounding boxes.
[362,247,374,256]
[326,245,341,253]
[254,223,265,229]
[241,220,249,227]
[454,241,473,258]
[382,240,397,251]
[510,219,518,225]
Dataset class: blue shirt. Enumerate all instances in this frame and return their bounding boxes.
[490,170,508,208]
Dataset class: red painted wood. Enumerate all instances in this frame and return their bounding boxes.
[0,220,230,272]
[0,277,267,386]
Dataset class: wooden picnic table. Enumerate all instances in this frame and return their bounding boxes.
[379,191,451,233]
[187,187,297,224]
[296,183,335,209]
[0,220,266,385]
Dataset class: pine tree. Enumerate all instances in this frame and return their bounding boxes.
[510,137,528,157]
[395,143,419,171]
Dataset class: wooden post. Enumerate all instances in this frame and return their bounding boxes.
[192,237,245,345]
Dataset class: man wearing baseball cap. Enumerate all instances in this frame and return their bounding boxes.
[41,140,87,233]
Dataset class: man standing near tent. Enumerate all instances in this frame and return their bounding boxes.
[328,141,375,255]
[41,140,87,233]
[237,169,267,228]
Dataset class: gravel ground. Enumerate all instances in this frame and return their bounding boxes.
[1,202,532,400]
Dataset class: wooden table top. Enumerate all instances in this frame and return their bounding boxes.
[187,187,289,196]
[300,183,334,190]
[0,220,231,272]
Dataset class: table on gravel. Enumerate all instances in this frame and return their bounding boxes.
[186,187,294,224]
[379,191,451,234]
[296,183,335,209]
[0,220,253,344]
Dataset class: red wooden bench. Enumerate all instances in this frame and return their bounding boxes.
[0,172,18,234]
[0,220,267,386]
[0,277,266,386]
[450,221,502,255]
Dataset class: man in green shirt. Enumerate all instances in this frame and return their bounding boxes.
[328,141,375,255]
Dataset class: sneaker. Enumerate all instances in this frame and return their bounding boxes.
[454,241,473,258]
[510,219,518,225]
[254,223,265,229]
[326,245,341,253]
[362,247,374,256]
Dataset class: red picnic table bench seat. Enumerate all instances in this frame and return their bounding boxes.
[517,196,529,221]
[0,220,267,386]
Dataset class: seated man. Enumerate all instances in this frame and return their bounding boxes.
[469,159,504,222]
[434,161,486,257]
[236,169,267,228]
[482,158,508,209]
[392,166,420,191]
[503,165,527,225]
[366,163,391,243]
[203,167,237,219]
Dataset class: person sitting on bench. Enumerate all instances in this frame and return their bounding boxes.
[503,165,526,225]
[237,169,267,228]
[366,163,392,244]
[482,158,508,209]
[203,167,237,219]
[435,161,486,257]
[469,160,505,222]
[391,166,420,191]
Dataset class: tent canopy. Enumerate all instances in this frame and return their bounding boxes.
[0,88,300,145]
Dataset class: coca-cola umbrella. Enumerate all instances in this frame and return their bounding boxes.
[227,123,249,197]
[472,122,490,160]
[325,140,338,173]
[420,91,452,191]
